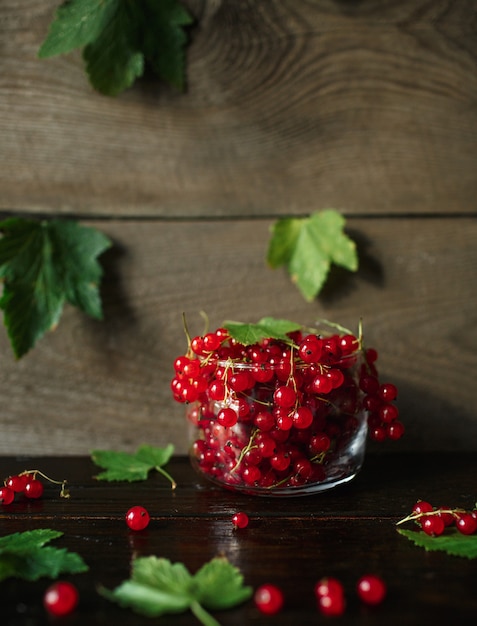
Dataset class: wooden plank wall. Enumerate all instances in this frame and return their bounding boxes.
[1,0,476,455]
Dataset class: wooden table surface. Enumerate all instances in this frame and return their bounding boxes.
[1,453,476,625]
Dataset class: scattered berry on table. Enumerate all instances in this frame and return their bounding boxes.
[356,574,387,605]
[125,506,150,531]
[254,583,284,615]
[315,576,346,616]
[232,511,249,529]
[43,581,79,616]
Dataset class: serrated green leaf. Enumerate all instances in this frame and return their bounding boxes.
[193,556,253,610]
[398,528,477,559]
[91,444,176,487]
[224,317,301,347]
[0,529,62,554]
[141,0,194,91]
[83,1,144,96]
[38,0,114,58]
[0,529,88,582]
[267,217,303,267]
[38,0,193,96]
[100,555,253,625]
[0,218,111,358]
[268,209,358,302]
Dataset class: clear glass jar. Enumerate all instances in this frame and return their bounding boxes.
[185,351,369,496]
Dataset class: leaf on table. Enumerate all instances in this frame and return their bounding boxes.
[38,0,194,96]
[91,444,176,488]
[0,529,88,582]
[99,555,253,625]
[0,217,111,358]
[267,209,358,302]
[398,529,477,559]
[224,317,302,346]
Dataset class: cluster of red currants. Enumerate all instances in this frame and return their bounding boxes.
[171,323,403,492]
[0,470,69,505]
[399,500,477,537]
[254,574,386,616]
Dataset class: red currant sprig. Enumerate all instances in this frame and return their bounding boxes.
[0,470,69,505]
[397,500,477,536]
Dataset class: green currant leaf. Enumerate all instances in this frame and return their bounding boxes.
[0,529,88,582]
[38,0,194,96]
[99,555,253,625]
[224,317,302,346]
[267,209,358,302]
[0,217,112,358]
[398,529,477,559]
[91,444,176,488]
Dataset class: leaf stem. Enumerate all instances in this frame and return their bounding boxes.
[190,601,222,626]
[155,466,177,490]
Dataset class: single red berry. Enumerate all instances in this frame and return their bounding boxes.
[412,500,434,516]
[254,584,284,615]
[232,511,249,529]
[0,486,15,505]
[456,513,477,535]
[318,592,346,616]
[5,474,28,493]
[314,576,344,600]
[126,505,150,531]
[273,385,297,408]
[43,581,79,616]
[421,515,445,536]
[24,478,44,499]
[357,574,387,605]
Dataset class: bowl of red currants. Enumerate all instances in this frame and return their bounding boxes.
[171,317,403,496]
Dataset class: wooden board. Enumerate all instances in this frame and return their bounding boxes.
[0,216,476,455]
[1,0,476,216]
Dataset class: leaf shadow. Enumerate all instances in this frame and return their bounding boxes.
[318,227,385,305]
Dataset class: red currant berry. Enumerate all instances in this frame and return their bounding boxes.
[0,486,15,505]
[456,513,477,535]
[273,385,297,408]
[412,500,434,516]
[387,420,405,440]
[437,507,455,527]
[254,584,284,615]
[379,383,398,402]
[5,474,28,493]
[43,581,79,616]
[24,478,44,499]
[421,515,445,536]
[357,574,387,605]
[298,335,322,364]
[232,511,249,529]
[311,373,333,395]
[317,589,346,616]
[291,407,313,429]
[314,577,344,600]
[379,403,399,423]
[126,505,150,531]
[339,334,359,354]
[217,407,238,427]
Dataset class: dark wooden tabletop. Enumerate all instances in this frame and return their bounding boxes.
[1,452,476,625]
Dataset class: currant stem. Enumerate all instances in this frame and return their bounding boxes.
[190,600,221,626]
[396,508,465,526]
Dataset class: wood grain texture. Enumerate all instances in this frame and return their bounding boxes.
[1,0,476,216]
[0,216,475,455]
[1,454,477,624]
